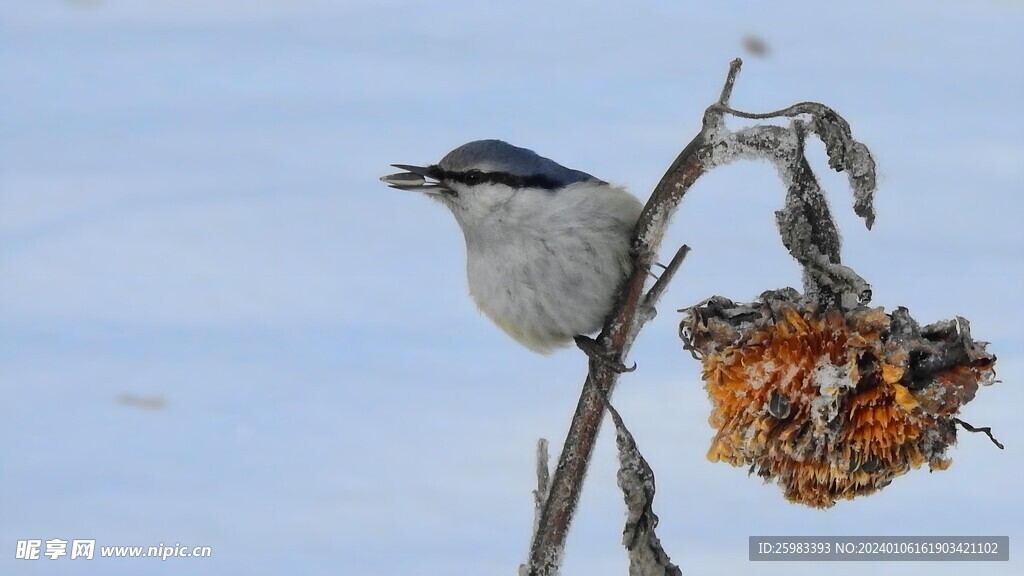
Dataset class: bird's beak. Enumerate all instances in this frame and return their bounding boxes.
[380,164,452,195]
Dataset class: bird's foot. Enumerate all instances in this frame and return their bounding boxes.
[646,261,668,281]
[573,335,636,373]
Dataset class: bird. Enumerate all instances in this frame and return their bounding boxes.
[381,140,644,354]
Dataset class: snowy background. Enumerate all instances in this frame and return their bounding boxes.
[2,1,1022,575]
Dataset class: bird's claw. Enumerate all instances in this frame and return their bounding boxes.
[573,335,636,373]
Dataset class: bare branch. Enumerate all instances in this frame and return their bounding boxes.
[641,245,691,320]
[526,135,712,576]
[717,58,743,106]
[526,58,881,573]
[526,68,721,576]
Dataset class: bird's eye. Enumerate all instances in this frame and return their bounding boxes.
[464,171,482,185]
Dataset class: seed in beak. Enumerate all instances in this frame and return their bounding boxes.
[380,172,427,188]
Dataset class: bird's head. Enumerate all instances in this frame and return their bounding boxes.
[381,139,602,225]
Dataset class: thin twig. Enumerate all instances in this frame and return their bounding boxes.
[718,58,743,105]
[642,245,691,312]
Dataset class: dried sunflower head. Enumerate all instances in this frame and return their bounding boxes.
[681,289,997,508]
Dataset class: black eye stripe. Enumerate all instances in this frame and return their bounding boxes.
[428,166,567,191]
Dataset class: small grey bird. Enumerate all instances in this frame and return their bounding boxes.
[381,140,643,354]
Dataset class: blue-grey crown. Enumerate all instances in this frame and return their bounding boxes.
[434,140,602,190]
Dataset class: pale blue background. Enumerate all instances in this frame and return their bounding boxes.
[2,1,1022,575]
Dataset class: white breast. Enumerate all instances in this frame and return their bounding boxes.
[461,181,643,353]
